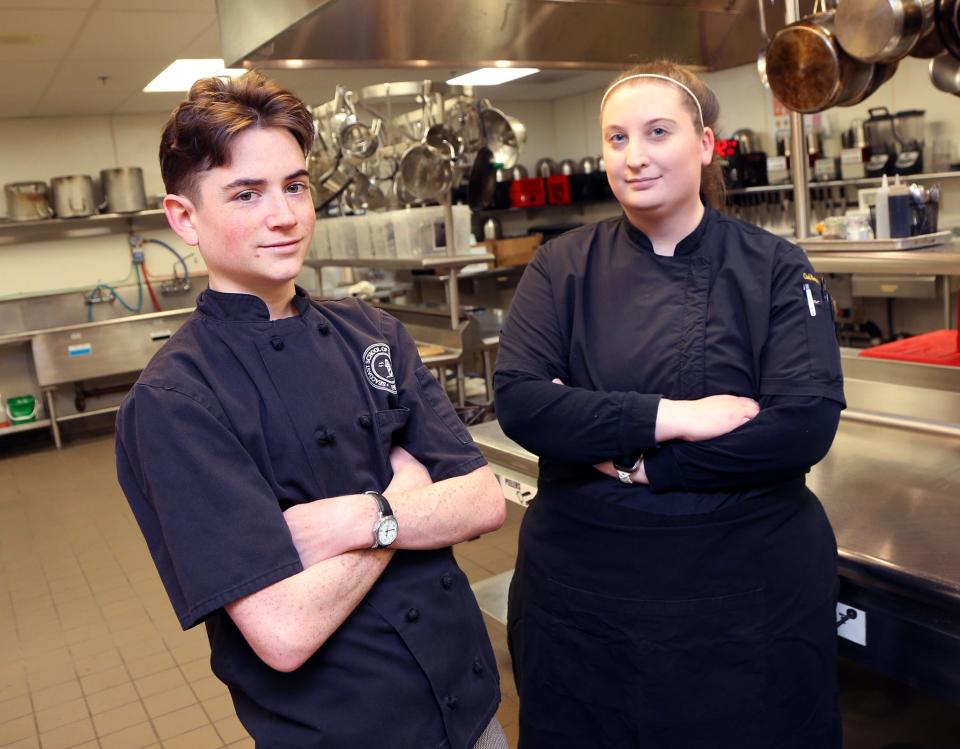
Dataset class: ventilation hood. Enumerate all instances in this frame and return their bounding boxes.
[217,0,782,74]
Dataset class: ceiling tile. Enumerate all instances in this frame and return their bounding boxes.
[0,1,94,8]
[176,19,221,58]
[0,93,45,118]
[65,9,216,60]
[35,59,170,115]
[0,9,89,61]
[0,60,59,96]
[96,0,215,10]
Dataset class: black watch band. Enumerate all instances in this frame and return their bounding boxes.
[363,490,394,518]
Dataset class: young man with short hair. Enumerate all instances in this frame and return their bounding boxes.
[115,71,508,747]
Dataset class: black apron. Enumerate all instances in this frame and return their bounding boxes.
[508,477,841,749]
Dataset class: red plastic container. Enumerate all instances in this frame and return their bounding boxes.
[510,178,546,208]
[546,175,572,205]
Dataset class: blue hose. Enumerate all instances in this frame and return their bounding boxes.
[87,264,144,320]
[141,238,190,282]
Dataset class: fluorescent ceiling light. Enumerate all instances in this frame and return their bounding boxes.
[144,59,246,92]
[446,68,539,86]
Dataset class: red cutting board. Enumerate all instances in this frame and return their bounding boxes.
[858,329,960,366]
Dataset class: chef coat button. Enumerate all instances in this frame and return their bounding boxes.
[357,414,372,430]
[443,695,459,709]
[472,657,484,675]
[270,336,284,351]
[405,607,420,622]
[314,428,335,446]
[440,572,454,589]
[317,321,330,336]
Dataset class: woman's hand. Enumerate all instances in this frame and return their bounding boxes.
[593,459,649,485]
[656,395,760,442]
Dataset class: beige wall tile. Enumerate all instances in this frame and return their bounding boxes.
[213,715,248,745]
[0,714,36,746]
[31,680,83,712]
[98,721,159,749]
[188,677,226,702]
[85,682,139,715]
[0,694,32,724]
[199,695,234,723]
[37,716,96,749]
[134,668,187,700]
[152,703,209,741]
[35,696,90,734]
[160,724,223,749]
[92,699,148,738]
[143,685,197,719]
[79,665,130,696]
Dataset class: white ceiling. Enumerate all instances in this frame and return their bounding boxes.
[0,0,616,120]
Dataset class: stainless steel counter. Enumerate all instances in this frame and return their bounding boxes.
[804,244,960,275]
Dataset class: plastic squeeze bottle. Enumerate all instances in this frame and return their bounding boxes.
[874,174,891,240]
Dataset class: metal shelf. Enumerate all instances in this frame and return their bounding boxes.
[728,170,960,196]
[0,208,168,245]
[0,418,52,437]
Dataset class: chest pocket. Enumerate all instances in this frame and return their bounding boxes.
[375,407,410,449]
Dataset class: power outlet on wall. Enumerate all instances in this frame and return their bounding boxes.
[836,602,867,646]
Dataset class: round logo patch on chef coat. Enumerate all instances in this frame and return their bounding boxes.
[362,342,397,394]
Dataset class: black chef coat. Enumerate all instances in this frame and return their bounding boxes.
[116,287,499,748]
[495,205,845,747]
[495,203,845,513]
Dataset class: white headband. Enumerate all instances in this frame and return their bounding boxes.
[600,74,704,128]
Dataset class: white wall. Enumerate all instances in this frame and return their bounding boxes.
[0,113,203,300]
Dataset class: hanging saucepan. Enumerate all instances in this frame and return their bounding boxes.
[468,146,496,210]
[929,51,960,92]
[835,0,935,63]
[398,143,454,202]
[308,144,352,211]
[765,10,876,113]
[838,60,899,105]
[756,0,772,89]
[392,172,419,207]
[425,123,463,162]
[447,97,483,153]
[935,0,960,59]
[341,172,386,213]
[911,25,945,56]
[479,102,525,169]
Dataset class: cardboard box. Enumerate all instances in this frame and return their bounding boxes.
[489,233,543,268]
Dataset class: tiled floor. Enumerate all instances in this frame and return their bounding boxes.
[0,433,525,749]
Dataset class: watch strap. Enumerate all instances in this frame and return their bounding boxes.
[364,490,394,519]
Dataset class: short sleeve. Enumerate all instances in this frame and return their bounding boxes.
[115,385,303,629]
[758,245,845,406]
[383,313,488,482]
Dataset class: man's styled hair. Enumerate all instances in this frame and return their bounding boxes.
[159,70,315,198]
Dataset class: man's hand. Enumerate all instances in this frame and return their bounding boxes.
[283,494,376,567]
[385,447,433,496]
[656,395,759,442]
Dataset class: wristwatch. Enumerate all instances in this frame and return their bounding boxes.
[612,456,642,485]
[364,490,399,548]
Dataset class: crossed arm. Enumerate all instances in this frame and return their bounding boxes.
[226,452,504,672]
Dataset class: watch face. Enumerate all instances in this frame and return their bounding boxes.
[377,517,399,546]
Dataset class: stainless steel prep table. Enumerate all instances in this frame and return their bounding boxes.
[468,416,960,703]
[803,242,960,328]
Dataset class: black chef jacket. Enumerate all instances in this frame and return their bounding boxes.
[495,204,845,513]
[116,287,499,748]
